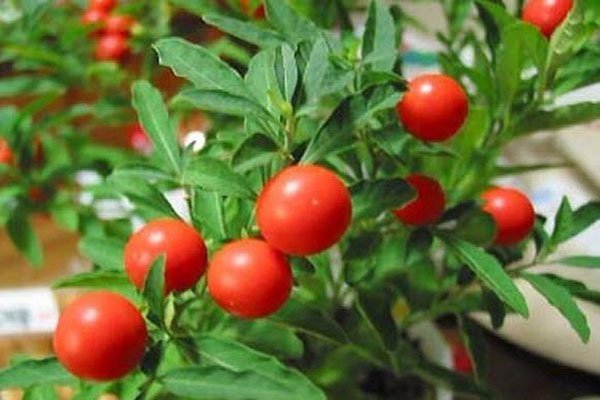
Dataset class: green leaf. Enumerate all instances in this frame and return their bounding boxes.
[78,235,124,271]
[303,37,331,102]
[154,38,251,99]
[548,199,600,247]
[183,156,257,199]
[232,133,280,173]
[132,81,180,175]
[301,97,355,163]
[494,162,569,176]
[49,203,79,232]
[570,201,600,241]
[557,256,600,268]
[173,89,273,122]
[245,48,284,117]
[232,320,304,359]
[545,0,600,84]
[482,288,506,329]
[191,190,228,240]
[442,236,529,317]
[164,335,325,400]
[522,273,590,342]
[515,102,600,136]
[362,1,397,72]
[356,289,398,350]
[457,315,487,382]
[0,358,74,389]
[53,271,131,292]
[6,213,43,267]
[270,296,348,345]
[550,196,574,244]
[23,385,58,400]
[275,44,298,102]
[454,208,496,247]
[264,0,320,43]
[108,174,179,219]
[350,178,415,220]
[202,13,285,48]
[143,256,166,323]
[495,24,523,115]
[445,0,474,38]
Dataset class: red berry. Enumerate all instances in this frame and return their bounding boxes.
[482,187,536,246]
[208,239,292,319]
[89,0,117,12]
[82,8,107,25]
[53,291,147,381]
[397,74,469,142]
[95,33,129,62]
[129,123,152,154]
[0,138,14,166]
[104,14,135,35]
[394,174,446,226]
[124,218,208,293]
[452,343,474,374]
[523,0,573,38]
[257,165,352,256]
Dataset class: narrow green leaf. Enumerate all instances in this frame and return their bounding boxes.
[245,48,282,116]
[173,89,273,122]
[557,256,600,268]
[300,98,354,163]
[53,271,130,291]
[515,102,600,136]
[231,320,304,359]
[232,133,280,173]
[198,335,320,397]
[350,178,415,220]
[164,335,325,400]
[270,296,348,345]
[570,201,600,241]
[522,273,590,342]
[108,174,179,219]
[183,156,257,199]
[202,13,285,48]
[143,256,166,323]
[154,38,251,99]
[482,288,506,329]
[264,0,320,43]
[275,44,298,102]
[164,366,323,400]
[356,289,398,350]
[131,81,180,174]
[192,190,227,240]
[442,236,529,317]
[362,1,397,72]
[551,196,574,244]
[0,358,74,389]
[6,213,43,267]
[78,235,125,271]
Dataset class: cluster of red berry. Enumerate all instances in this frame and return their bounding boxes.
[50,0,574,383]
[81,0,136,62]
[395,73,535,246]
